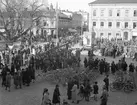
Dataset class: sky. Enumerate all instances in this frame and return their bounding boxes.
[48,0,96,12]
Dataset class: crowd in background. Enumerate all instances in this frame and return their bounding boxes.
[99,39,137,59]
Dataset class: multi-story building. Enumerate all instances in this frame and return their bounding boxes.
[76,10,89,32]
[89,0,137,41]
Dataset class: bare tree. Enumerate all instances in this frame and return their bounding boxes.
[0,0,43,42]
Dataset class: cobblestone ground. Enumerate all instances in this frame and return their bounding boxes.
[1,74,137,105]
[0,52,137,105]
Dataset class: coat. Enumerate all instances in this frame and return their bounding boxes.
[93,84,99,94]
[52,87,60,104]
[100,90,108,105]
[6,74,12,87]
[71,84,78,101]
[41,93,51,105]
[67,80,73,99]
[14,74,18,86]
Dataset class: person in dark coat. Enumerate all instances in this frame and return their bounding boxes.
[129,63,134,73]
[98,59,104,74]
[122,61,127,73]
[5,72,12,92]
[67,78,73,100]
[1,67,7,87]
[129,63,135,78]
[29,64,35,83]
[11,63,15,76]
[25,67,31,86]
[103,75,109,91]
[100,87,109,105]
[52,84,60,105]
[17,70,22,88]
[22,68,26,85]
[93,81,99,101]
[111,61,116,74]
[84,79,91,101]
[84,57,88,68]
[14,72,18,89]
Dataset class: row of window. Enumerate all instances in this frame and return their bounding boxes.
[99,32,120,36]
[93,21,137,29]
[93,9,137,17]
[99,32,128,40]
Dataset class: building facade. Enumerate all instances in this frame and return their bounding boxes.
[89,0,137,41]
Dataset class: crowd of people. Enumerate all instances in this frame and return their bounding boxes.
[100,39,137,60]
[1,38,137,105]
[35,48,80,73]
[0,42,81,92]
[0,56,35,92]
[41,73,109,105]
[41,55,137,105]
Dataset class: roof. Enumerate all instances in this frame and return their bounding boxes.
[89,0,137,4]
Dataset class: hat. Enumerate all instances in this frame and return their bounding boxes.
[43,88,48,93]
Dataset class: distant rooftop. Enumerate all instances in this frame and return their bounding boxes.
[89,0,137,4]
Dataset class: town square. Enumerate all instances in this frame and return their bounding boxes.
[0,0,137,105]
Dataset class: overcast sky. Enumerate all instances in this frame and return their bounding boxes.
[48,0,95,12]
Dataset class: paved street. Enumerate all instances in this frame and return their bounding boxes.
[0,51,137,105]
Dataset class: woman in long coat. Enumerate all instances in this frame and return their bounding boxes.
[52,85,60,105]
[71,84,78,103]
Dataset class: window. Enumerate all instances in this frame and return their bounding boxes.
[100,22,104,27]
[108,22,112,27]
[117,10,120,16]
[125,10,129,17]
[125,22,128,28]
[124,32,128,40]
[108,33,111,36]
[109,10,112,16]
[93,10,96,16]
[134,10,137,17]
[100,33,104,36]
[93,22,96,27]
[100,10,104,16]
[116,33,120,36]
[116,22,120,28]
[133,22,137,29]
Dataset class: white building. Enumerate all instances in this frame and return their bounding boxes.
[89,0,137,41]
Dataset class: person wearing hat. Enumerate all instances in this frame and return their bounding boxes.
[41,88,51,105]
